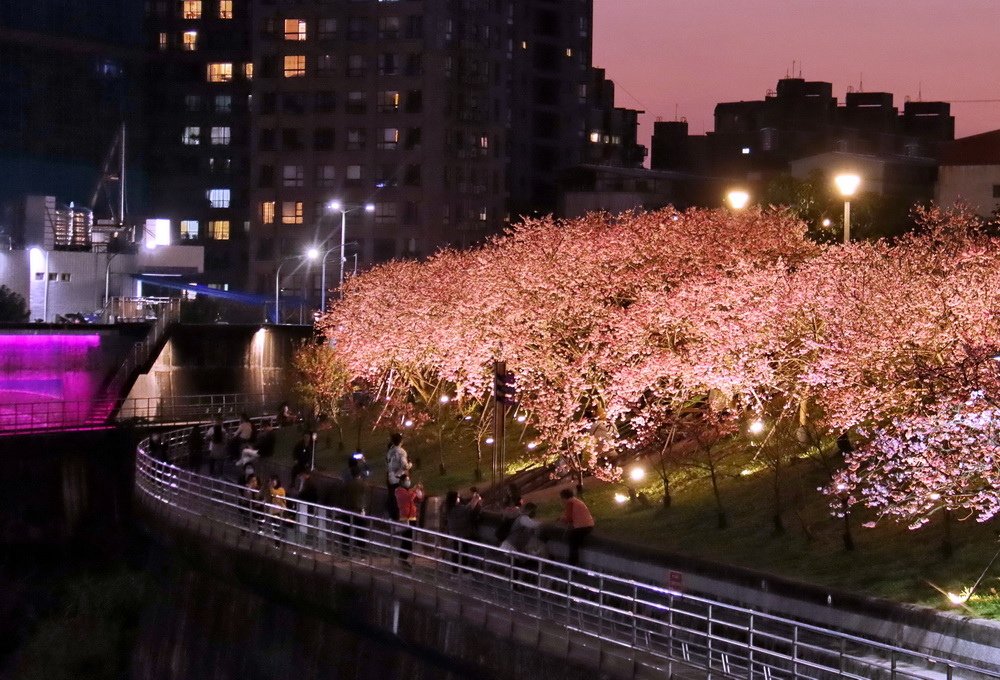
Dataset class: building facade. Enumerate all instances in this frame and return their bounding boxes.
[143,0,641,308]
[143,0,254,289]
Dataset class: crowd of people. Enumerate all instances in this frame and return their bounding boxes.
[166,414,596,570]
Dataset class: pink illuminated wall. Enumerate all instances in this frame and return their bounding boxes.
[0,334,103,402]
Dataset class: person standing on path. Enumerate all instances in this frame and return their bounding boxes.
[385,432,411,521]
[559,488,595,566]
[207,416,228,476]
[394,474,423,565]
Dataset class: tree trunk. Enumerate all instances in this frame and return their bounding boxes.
[772,461,785,535]
[661,474,672,508]
[709,465,727,529]
[941,509,953,560]
[841,498,854,551]
[575,468,585,498]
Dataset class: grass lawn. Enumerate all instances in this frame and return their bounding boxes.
[275,414,1000,618]
[273,409,540,496]
[530,453,1000,618]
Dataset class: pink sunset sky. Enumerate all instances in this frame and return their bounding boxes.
[593,0,1000,155]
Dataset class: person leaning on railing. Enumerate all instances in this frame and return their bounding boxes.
[559,488,595,566]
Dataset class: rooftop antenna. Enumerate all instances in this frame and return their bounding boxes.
[798,61,803,78]
[674,103,679,121]
[859,72,864,92]
[918,81,923,101]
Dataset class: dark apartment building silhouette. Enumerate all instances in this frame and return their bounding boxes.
[652,77,954,179]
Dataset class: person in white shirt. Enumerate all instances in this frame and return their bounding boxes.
[385,432,411,520]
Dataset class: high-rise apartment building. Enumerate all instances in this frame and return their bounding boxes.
[143,0,641,304]
[143,0,254,288]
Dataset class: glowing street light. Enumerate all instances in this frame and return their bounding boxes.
[439,395,451,404]
[326,200,375,298]
[834,173,861,244]
[614,492,629,505]
[629,466,646,483]
[726,189,750,210]
[748,419,765,435]
[485,436,495,445]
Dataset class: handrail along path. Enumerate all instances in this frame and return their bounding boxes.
[134,417,1000,680]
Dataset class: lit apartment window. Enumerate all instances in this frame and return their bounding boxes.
[207,188,231,208]
[261,201,275,224]
[478,135,489,149]
[180,220,200,239]
[378,127,399,150]
[182,0,202,19]
[282,165,304,187]
[589,131,601,143]
[158,32,168,51]
[215,94,232,113]
[284,19,307,41]
[182,30,198,51]
[207,62,233,82]
[565,48,572,57]
[281,201,303,224]
[218,0,233,19]
[182,126,200,145]
[377,90,400,113]
[283,55,306,77]
[210,126,231,145]
[244,63,254,79]
[316,165,336,188]
[207,220,230,240]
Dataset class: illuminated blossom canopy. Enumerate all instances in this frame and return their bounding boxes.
[317,204,1000,527]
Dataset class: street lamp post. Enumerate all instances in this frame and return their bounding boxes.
[834,173,861,244]
[326,200,374,298]
[274,251,317,324]
[104,252,120,311]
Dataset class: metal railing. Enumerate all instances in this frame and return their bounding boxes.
[134,419,1000,680]
[101,300,180,409]
[0,393,272,435]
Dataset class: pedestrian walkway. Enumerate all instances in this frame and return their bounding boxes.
[135,417,1000,680]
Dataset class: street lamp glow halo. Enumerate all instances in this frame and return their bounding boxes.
[629,467,646,483]
[726,189,750,210]
[834,173,861,197]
